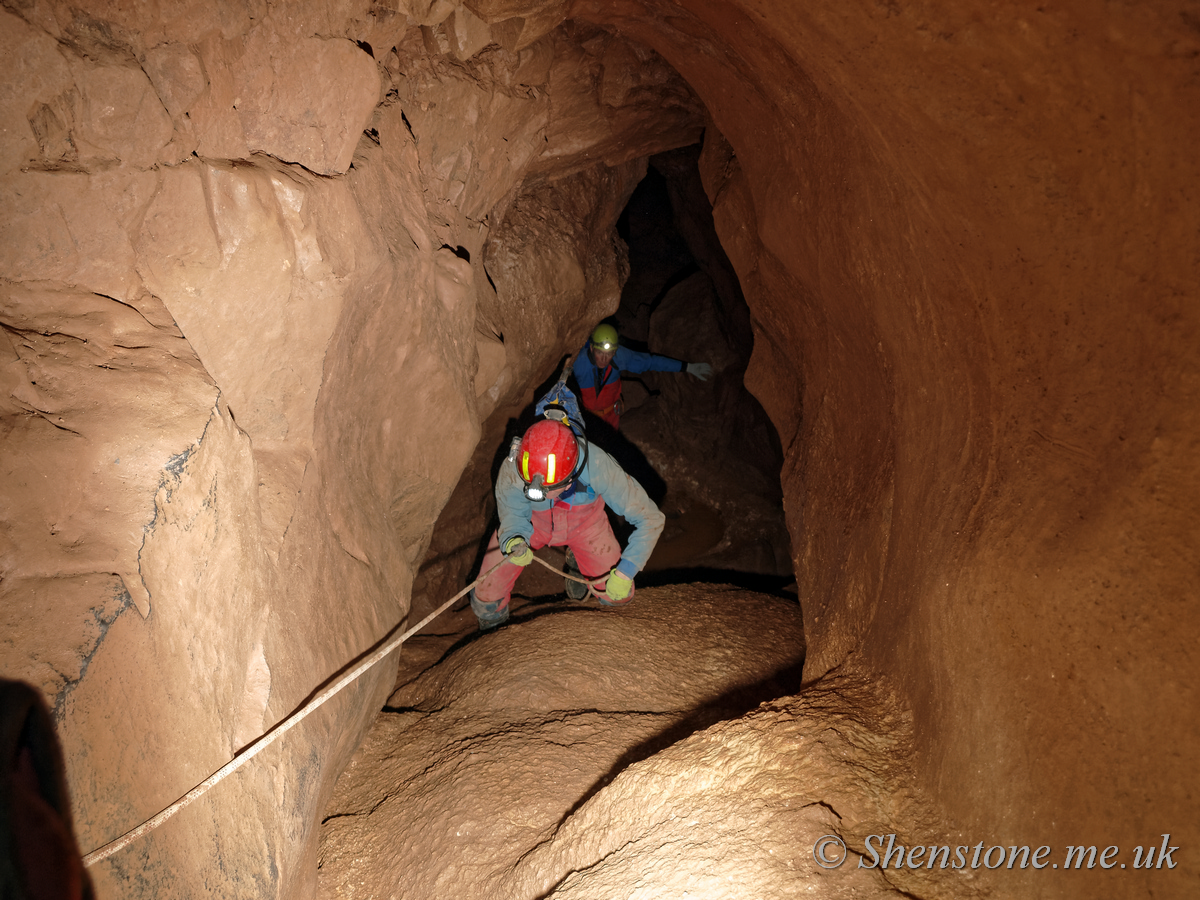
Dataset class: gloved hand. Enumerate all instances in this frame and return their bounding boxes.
[605,570,633,602]
[503,537,533,567]
[686,362,713,381]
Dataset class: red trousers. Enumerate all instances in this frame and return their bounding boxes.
[582,379,622,429]
[473,497,632,615]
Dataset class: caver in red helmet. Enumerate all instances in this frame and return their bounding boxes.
[518,419,583,499]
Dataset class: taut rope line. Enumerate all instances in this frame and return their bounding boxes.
[85,557,507,866]
[82,552,597,867]
[533,553,602,598]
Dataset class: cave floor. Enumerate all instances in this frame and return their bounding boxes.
[316,579,816,899]
[314,571,977,900]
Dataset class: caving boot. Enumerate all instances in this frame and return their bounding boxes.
[470,588,510,632]
[563,548,589,600]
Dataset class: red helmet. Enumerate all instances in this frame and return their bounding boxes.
[518,420,582,494]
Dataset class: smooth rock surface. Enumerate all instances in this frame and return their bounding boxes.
[318,586,969,900]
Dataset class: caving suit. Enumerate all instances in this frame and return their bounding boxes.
[470,442,666,629]
[571,342,687,429]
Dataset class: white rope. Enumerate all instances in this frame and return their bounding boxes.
[82,559,505,867]
[532,553,602,600]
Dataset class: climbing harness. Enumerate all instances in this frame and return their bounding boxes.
[81,552,600,867]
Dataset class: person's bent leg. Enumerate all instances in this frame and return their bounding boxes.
[470,530,521,630]
[471,514,556,629]
[564,499,634,606]
[562,547,588,600]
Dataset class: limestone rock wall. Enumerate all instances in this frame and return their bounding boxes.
[0,3,701,897]
[574,0,1199,895]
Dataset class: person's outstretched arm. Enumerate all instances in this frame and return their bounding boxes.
[614,346,712,381]
[583,444,665,579]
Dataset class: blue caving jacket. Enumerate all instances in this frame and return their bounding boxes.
[495,441,665,580]
[571,342,687,395]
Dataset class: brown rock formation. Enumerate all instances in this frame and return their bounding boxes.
[320,588,814,900]
[0,1,1195,898]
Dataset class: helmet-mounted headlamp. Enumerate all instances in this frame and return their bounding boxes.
[525,473,547,502]
[589,324,619,354]
[515,418,586,501]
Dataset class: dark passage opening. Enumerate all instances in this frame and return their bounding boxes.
[318,44,813,900]
[587,146,794,597]
[423,144,795,619]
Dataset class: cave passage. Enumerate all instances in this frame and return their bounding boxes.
[5,2,1192,896]
[602,151,793,595]
[313,148,813,898]
[414,146,796,624]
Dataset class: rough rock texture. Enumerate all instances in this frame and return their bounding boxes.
[317,587,975,900]
[513,680,970,900]
[323,588,829,897]
[1,0,1197,899]
[1,4,702,897]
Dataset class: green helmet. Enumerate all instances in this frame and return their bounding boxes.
[590,323,619,352]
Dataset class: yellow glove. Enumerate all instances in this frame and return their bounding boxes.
[606,570,633,602]
[503,537,533,566]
